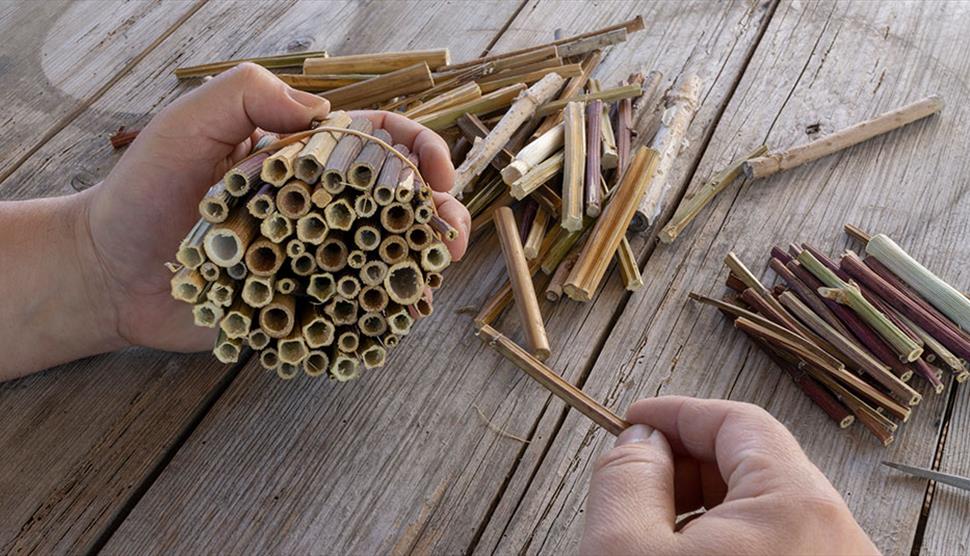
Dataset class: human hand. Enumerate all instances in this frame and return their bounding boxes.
[581,396,878,555]
[79,63,468,353]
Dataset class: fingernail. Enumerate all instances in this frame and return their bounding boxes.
[287,88,330,117]
[615,424,655,447]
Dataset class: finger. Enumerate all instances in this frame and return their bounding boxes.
[581,424,677,554]
[431,191,470,260]
[626,397,812,498]
[354,110,455,193]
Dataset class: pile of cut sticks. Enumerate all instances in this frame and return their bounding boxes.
[691,225,970,446]
[170,112,455,380]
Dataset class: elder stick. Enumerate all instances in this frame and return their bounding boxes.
[744,95,944,179]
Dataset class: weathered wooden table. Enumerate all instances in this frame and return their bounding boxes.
[2,1,968,554]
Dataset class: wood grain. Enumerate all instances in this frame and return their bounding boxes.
[99,1,776,554]
[482,2,970,554]
[0,0,203,185]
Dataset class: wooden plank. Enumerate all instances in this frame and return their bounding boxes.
[481,1,970,554]
[0,0,202,184]
[99,1,774,554]
[0,0,519,553]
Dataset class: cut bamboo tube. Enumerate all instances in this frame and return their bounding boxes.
[405,223,434,251]
[413,288,434,318]
[564,147,659,301]
[302,305,336,348]
[451,73,565,197]
[242,275,274,308]
[192,301,223,328]
[387,305,414,336]
[260,212,293,244]
[599,98,619,170]
[379,235,409,265]
[585,100,603,217]
[617,237,642,291]
[658,144,768,242]
[427,271,443,290]
[336,275,361,299]
[260,293,296,339]
[279,73,369,92]
[502,124,564,185]
[175,50,328,79]
[744,95,944,179]
[558,28,628,57]
[634,74,702,230]
[395,152,418,204]
[478,324,629,435]
[360,312,388,338]
[865,233,970,332]
[440,15,642,72]
[303,49,450,74]
[296,213,329,245]
[353,194,377,219]
[426,214,458,242]
[536,83,643,119]
[337,329,360,353]
[259,348,280,371]
[224,153,268,197]
[324,198,356,231]
[384,260,424,305]
[295,111,353,182]
[261,141,304,187]
[510,152,564,200]
[307,273,336,304]
[199,181,232,224]
[360,339,387,369]
[248,328,270,350]
[420,243,452,273]
[206,275,234,307]
[360,260,388,287]
[523,207,550,260]
[404,82,482,118]
[247,183,276,219]
[304,350,330,377]
[176,219,210,269]
[204,206,258,267]
[350,225,380,252]
[316,237,349,272]
[244,238,284,277]
[322,117,374,193]
[275,276,300,295]
[359,285,389,313]
[277,363,300,380]
[493,207,551,360]
[561,102,586,231]
[546,251,578,302]
[311,187,333,209]
[381,203,415,234]
[348,129,392,190]
[331,353,360,381]
[278,328,308,366]
[415,83,526,131]
[226,262,247,281]
[321,62,434,110]
[290,252,317,276]
[374,144,407,206]
[799,250,923,363]
[213,330,242,364]
[221,297,255,339]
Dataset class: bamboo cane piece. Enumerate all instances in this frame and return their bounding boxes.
[658,144,768,242]
[324,198,356,231]
[381,203,415,234]
[744,95,944,179]
[322,118,374,193]
[584,100,604,217]
[536,84,643,119]
[224,153,269,197]
[279,74,370,92]
[290,251,317,276]
[523,207,550,260]
[244,238,284,277]
[278,328,308,366]
[415,83,526,131]
[384,260,424,305]
[199,181,232,224]
[303,50,450,74]
[176,219,210,269]
[478,64,582,94]
[175,50,328,79]
[617,237,642,291]
[564,147,659,301]
[307,273,336,304]
[348,129,392,189]
[247,183,276,219]
[360,260,388,287]
[330,353,360,381]
[260,293,296,339]
[634,74,702,230]
[261,141,304,187]
[260,212,293,243]
[561,102,586,231]
[316,237,349,272]
[221,297,255,339]
[203,206,258,267]
[248,328,270,350]
[451,73,565,197]
[337,329,360,353]
[404,82,482,119]
[295,213,329,245]
[213,330,242,364]
[193,301,223,328]
[304,350,330,377]
[206,275,234,307]
[379,235,409,265]
[493,207,551,359]
[321,62,435,110]
[295,111,353,182]
[503,124,564,185]
[374,144,408,206]
[478,324,629,435]
[275,180,313,219]
[242,276,274,308]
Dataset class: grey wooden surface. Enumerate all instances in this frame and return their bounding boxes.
[0,1,966,555]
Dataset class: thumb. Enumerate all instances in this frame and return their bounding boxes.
[581,425,677,555]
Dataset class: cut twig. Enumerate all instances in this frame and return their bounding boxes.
[321,63,435,110]
[174,50,329,79]
[303,49,450,74]
[584,100,604,217]
[561,101,586,232]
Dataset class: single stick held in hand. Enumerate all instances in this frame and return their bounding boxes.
[477,324,629,436]
[493,207,551,360]
[744,95,944,179]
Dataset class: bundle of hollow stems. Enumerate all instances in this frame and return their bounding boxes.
[690,225,970,446]
[170,111,456,381]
